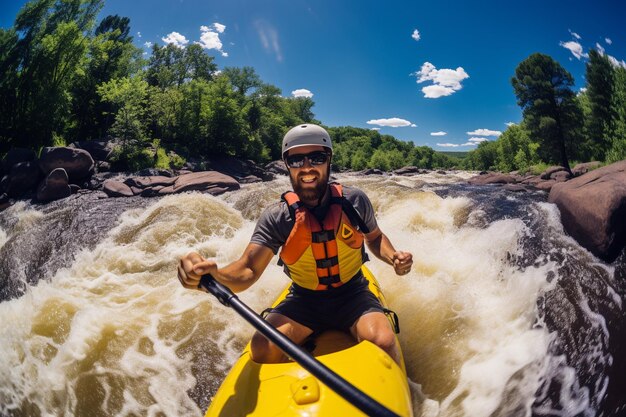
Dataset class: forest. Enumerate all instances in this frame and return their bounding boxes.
[1,0,624,173]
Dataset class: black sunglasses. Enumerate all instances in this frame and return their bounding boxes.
[285,151,329,168]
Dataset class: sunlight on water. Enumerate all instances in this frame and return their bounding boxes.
[0,175,566,417]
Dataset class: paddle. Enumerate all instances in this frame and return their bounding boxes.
[200,274,402,417]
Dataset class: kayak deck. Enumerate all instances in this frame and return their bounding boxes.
[205,266,413,417]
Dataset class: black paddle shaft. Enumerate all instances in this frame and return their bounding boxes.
[199,274,401,417]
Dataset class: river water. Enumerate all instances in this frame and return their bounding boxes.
[0,172,624,417]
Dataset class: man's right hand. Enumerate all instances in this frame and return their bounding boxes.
[178,251,218,291]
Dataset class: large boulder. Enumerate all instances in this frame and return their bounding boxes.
[548,160,626,263]
[36,168,72,202]
[2,148,37,172]
[39,147,95,182]
[468,172,518,185]
[6,161,41,198]
[265,160,288,176]
[71,140,115,161]
[572,161,602,177]
[102,171,240,197]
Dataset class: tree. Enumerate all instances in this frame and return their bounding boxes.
[97,76,149,143]
[146,43,216,89]
[606,66,626,163]
[585,49,617,160]
[71,14,141,141]
[512,53,581,173]
[221,66,262,96]
[8,0,103,148]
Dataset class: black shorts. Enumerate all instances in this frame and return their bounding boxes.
[269,272,384,333]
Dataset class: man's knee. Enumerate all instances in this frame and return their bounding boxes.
[369,327,396,352]
[250,332,281,363]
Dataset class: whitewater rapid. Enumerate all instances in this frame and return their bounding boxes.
[0,172,622,417]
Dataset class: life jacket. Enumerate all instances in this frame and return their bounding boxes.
[278,183,370,290]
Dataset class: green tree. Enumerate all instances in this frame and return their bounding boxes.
[71,14,141,141]
[221,66,262,96]
[5,0,103,149]
[146,43,216,89]
[606,66,626,162]
[585,49,617,160]
[512,53,581,173]
[97,76,149,142]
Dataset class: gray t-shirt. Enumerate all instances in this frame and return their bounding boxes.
[250,185,378,254]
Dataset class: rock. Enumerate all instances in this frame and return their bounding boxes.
[0,193,10,211]
[103,179,134,197]
[136,168,173,177]
[265,160,288,176]
[39,147,95,182]
[36,168,72,202]
[96,161,111,172]
[503,184,529,192]
[358,168,385,176]
[2,148,36,172]
[207,157,274,182]
[125,176,175,189]
[468,172,517,185]
[166,171,240,195]
[239,175,262,184]
[393,166,422,176]
[7,161,41,198]
[102,171,240,197]
[71,140,115,161]
[551,170,572,182]
[548,160,626,263]
[572,161,602,177]
[436,170,447,175]
[541,166,566,180]
[535,180,556,191]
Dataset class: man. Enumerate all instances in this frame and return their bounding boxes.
[178,123,413,364]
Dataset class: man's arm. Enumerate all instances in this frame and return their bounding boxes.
[364,227,413,276]
[178,243,275,293]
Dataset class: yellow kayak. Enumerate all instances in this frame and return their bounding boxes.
[205,265,414,417]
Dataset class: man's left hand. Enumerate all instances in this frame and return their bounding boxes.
[392,251,413,276]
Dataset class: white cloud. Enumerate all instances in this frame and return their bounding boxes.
[162,32,189,48]
[430,131,447,136]
[468,137,488,143]
[371,128,381,131]
[291,89,313,98]
[137,31,142,38]
[437,143,460,147]
[466,128,501,136]
[144,41,153,49]
[196,23,228,56]
[596,42,605,54]
[560,40,588,60]
[255,20,282,62]
[410,124,417,127]
[414,62,469,98]
[505,122,516,127]
[412,29,421,41]
[605,38,612,45]
[607,55,626,69]
[366,118,413,127]
[569,29,581,40]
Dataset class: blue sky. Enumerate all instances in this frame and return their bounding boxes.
[2,0,625,150]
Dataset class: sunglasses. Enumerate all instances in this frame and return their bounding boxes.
[285,151,330,168]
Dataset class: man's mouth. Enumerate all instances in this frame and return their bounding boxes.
[300,174,317,184]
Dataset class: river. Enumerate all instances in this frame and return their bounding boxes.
[0,172,624,417]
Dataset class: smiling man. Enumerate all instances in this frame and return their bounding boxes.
[178,123,413,364]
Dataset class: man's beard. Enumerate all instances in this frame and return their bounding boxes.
[289,170,329,204]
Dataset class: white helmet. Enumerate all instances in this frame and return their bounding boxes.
[282,124,332,158]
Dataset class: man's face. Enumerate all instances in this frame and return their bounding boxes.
[285,145,330,203]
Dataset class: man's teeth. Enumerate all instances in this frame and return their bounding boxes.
[301,175,316,183]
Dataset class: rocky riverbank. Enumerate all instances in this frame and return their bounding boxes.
[1,140,624,264]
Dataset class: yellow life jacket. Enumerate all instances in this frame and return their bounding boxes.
[278,183,370,290]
